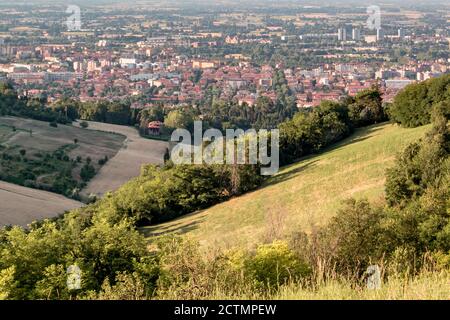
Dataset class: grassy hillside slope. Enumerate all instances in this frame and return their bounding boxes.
[142,123,430,249]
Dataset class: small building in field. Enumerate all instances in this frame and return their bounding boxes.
[147,121,163,135]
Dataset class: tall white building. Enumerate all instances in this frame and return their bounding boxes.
[352,28,361,41]
[338,28,347,41]
[119,57,137,68]
[376,28,384,42]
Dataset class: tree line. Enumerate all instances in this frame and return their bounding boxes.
[0,83,71,124]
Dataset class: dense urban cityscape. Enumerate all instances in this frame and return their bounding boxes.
[1,2,448,113]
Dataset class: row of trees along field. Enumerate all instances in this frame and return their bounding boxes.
[0,74,448,299]
[0,83,71,124]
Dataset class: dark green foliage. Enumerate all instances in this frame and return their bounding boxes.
[385,104,449,206]
[390,74,450,127]
[163,148,170,163]
[279,100,352,164]
[77,100,132,125]
[0,83,72,124]
[104,163,262,224]
[139,105,164,125]
[381,104,450,263]
[49,98,136,126]
[317,199,385,273]
[0,146,79,197]
[348,87,387,127]
[49,98,80,121]
[98,156,108,165]
[79,121,89,129]
[80,163,96,182]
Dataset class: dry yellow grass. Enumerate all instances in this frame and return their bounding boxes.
[205,271,450,300]
[0,180,82,227]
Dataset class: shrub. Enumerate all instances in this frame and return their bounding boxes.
[318,199,385,274]
[155,237,212,299]
[89,272,148,300]
[385,104,449,207]
[98,156,108,165]
[80,163,96,182]
[244,240,311,288]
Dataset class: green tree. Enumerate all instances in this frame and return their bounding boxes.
[390,74,450,127]
[348,87,385,127]
[164,109,194,131]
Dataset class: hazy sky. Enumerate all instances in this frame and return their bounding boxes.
[3,0,447,4]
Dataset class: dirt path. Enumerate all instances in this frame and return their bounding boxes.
[76,121,168,198]
[0,181,83,227]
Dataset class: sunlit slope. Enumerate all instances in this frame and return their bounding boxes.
[142,123,430,249]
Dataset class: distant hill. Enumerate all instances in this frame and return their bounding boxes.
[142,122,430,249]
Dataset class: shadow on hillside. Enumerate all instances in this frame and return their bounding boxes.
[326,123,387,151]
[140,213,206,238]
[265,159,319,187]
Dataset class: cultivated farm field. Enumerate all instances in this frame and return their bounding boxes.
[0,116,125,225]
[0,116,125,196]
[0,116,124,160]
[0,117,167,226]
[75,121,168,198]
[0,180,82,227]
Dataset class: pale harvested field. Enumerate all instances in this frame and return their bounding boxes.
[0,116,124,226]
[0,180,82,227]
[76,121,168,198]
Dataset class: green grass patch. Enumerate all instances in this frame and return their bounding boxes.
[142,123,431,249]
